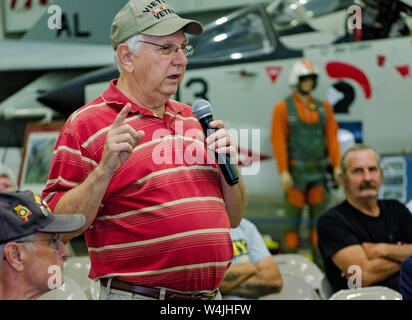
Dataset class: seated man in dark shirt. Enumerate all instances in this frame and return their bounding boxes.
[317,144,412,293]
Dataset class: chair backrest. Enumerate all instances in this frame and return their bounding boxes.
[63,255,100,300]
[318,275,334,300]
[273,254,324,291]
[259,273,321,300]
[37,276,88,300]
[329,286,403,300]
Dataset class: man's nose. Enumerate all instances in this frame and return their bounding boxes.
[363,169,373,180]
[172,48,188,65]
[59,241,70,260]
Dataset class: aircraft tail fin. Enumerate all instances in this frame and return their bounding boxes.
[23,0,127,45]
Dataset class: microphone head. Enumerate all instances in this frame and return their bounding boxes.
[192,99,212,120]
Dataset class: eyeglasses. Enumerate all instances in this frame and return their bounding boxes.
[138,40,195,57]
[15,235,61,251]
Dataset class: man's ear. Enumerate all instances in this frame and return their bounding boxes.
[3,243,25,272]
[339,171,346,188]
[116,44,135,73]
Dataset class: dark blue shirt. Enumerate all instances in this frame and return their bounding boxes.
[400,256,412,300]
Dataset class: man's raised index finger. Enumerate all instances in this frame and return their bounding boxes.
[112,103,132,129]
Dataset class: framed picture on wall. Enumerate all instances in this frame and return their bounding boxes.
[18,121,65,195]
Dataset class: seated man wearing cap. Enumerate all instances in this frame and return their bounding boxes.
[0,191,85,300]
[43,0,246,300]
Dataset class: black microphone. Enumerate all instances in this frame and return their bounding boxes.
[192,99,239,186]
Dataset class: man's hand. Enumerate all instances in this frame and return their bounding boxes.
[99,103,145,175]
[204,119,246,228]
[280,171,293,191]
[206,120,238,165]
[52,104,145,243]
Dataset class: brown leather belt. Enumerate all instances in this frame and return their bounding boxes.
[100,278,217,300]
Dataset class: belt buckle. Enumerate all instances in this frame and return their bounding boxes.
[199,290,216,300]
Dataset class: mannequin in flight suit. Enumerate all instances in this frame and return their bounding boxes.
[271,59,341,268]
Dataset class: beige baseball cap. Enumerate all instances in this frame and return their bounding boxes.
[110,0,203,50]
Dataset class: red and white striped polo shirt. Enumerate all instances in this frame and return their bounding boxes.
[42,79,233,292]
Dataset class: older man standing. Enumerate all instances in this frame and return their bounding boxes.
[42,0,247,300]
[317,144,412,293]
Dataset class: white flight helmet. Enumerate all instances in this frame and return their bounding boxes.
[289,59,320,87]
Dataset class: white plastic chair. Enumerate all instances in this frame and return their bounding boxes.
[37,276,87,300]
[318,276,334,300]
[329,286,403,300]
[63,256,100,300]
[259,273,321,300]
[273,254,325,293]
